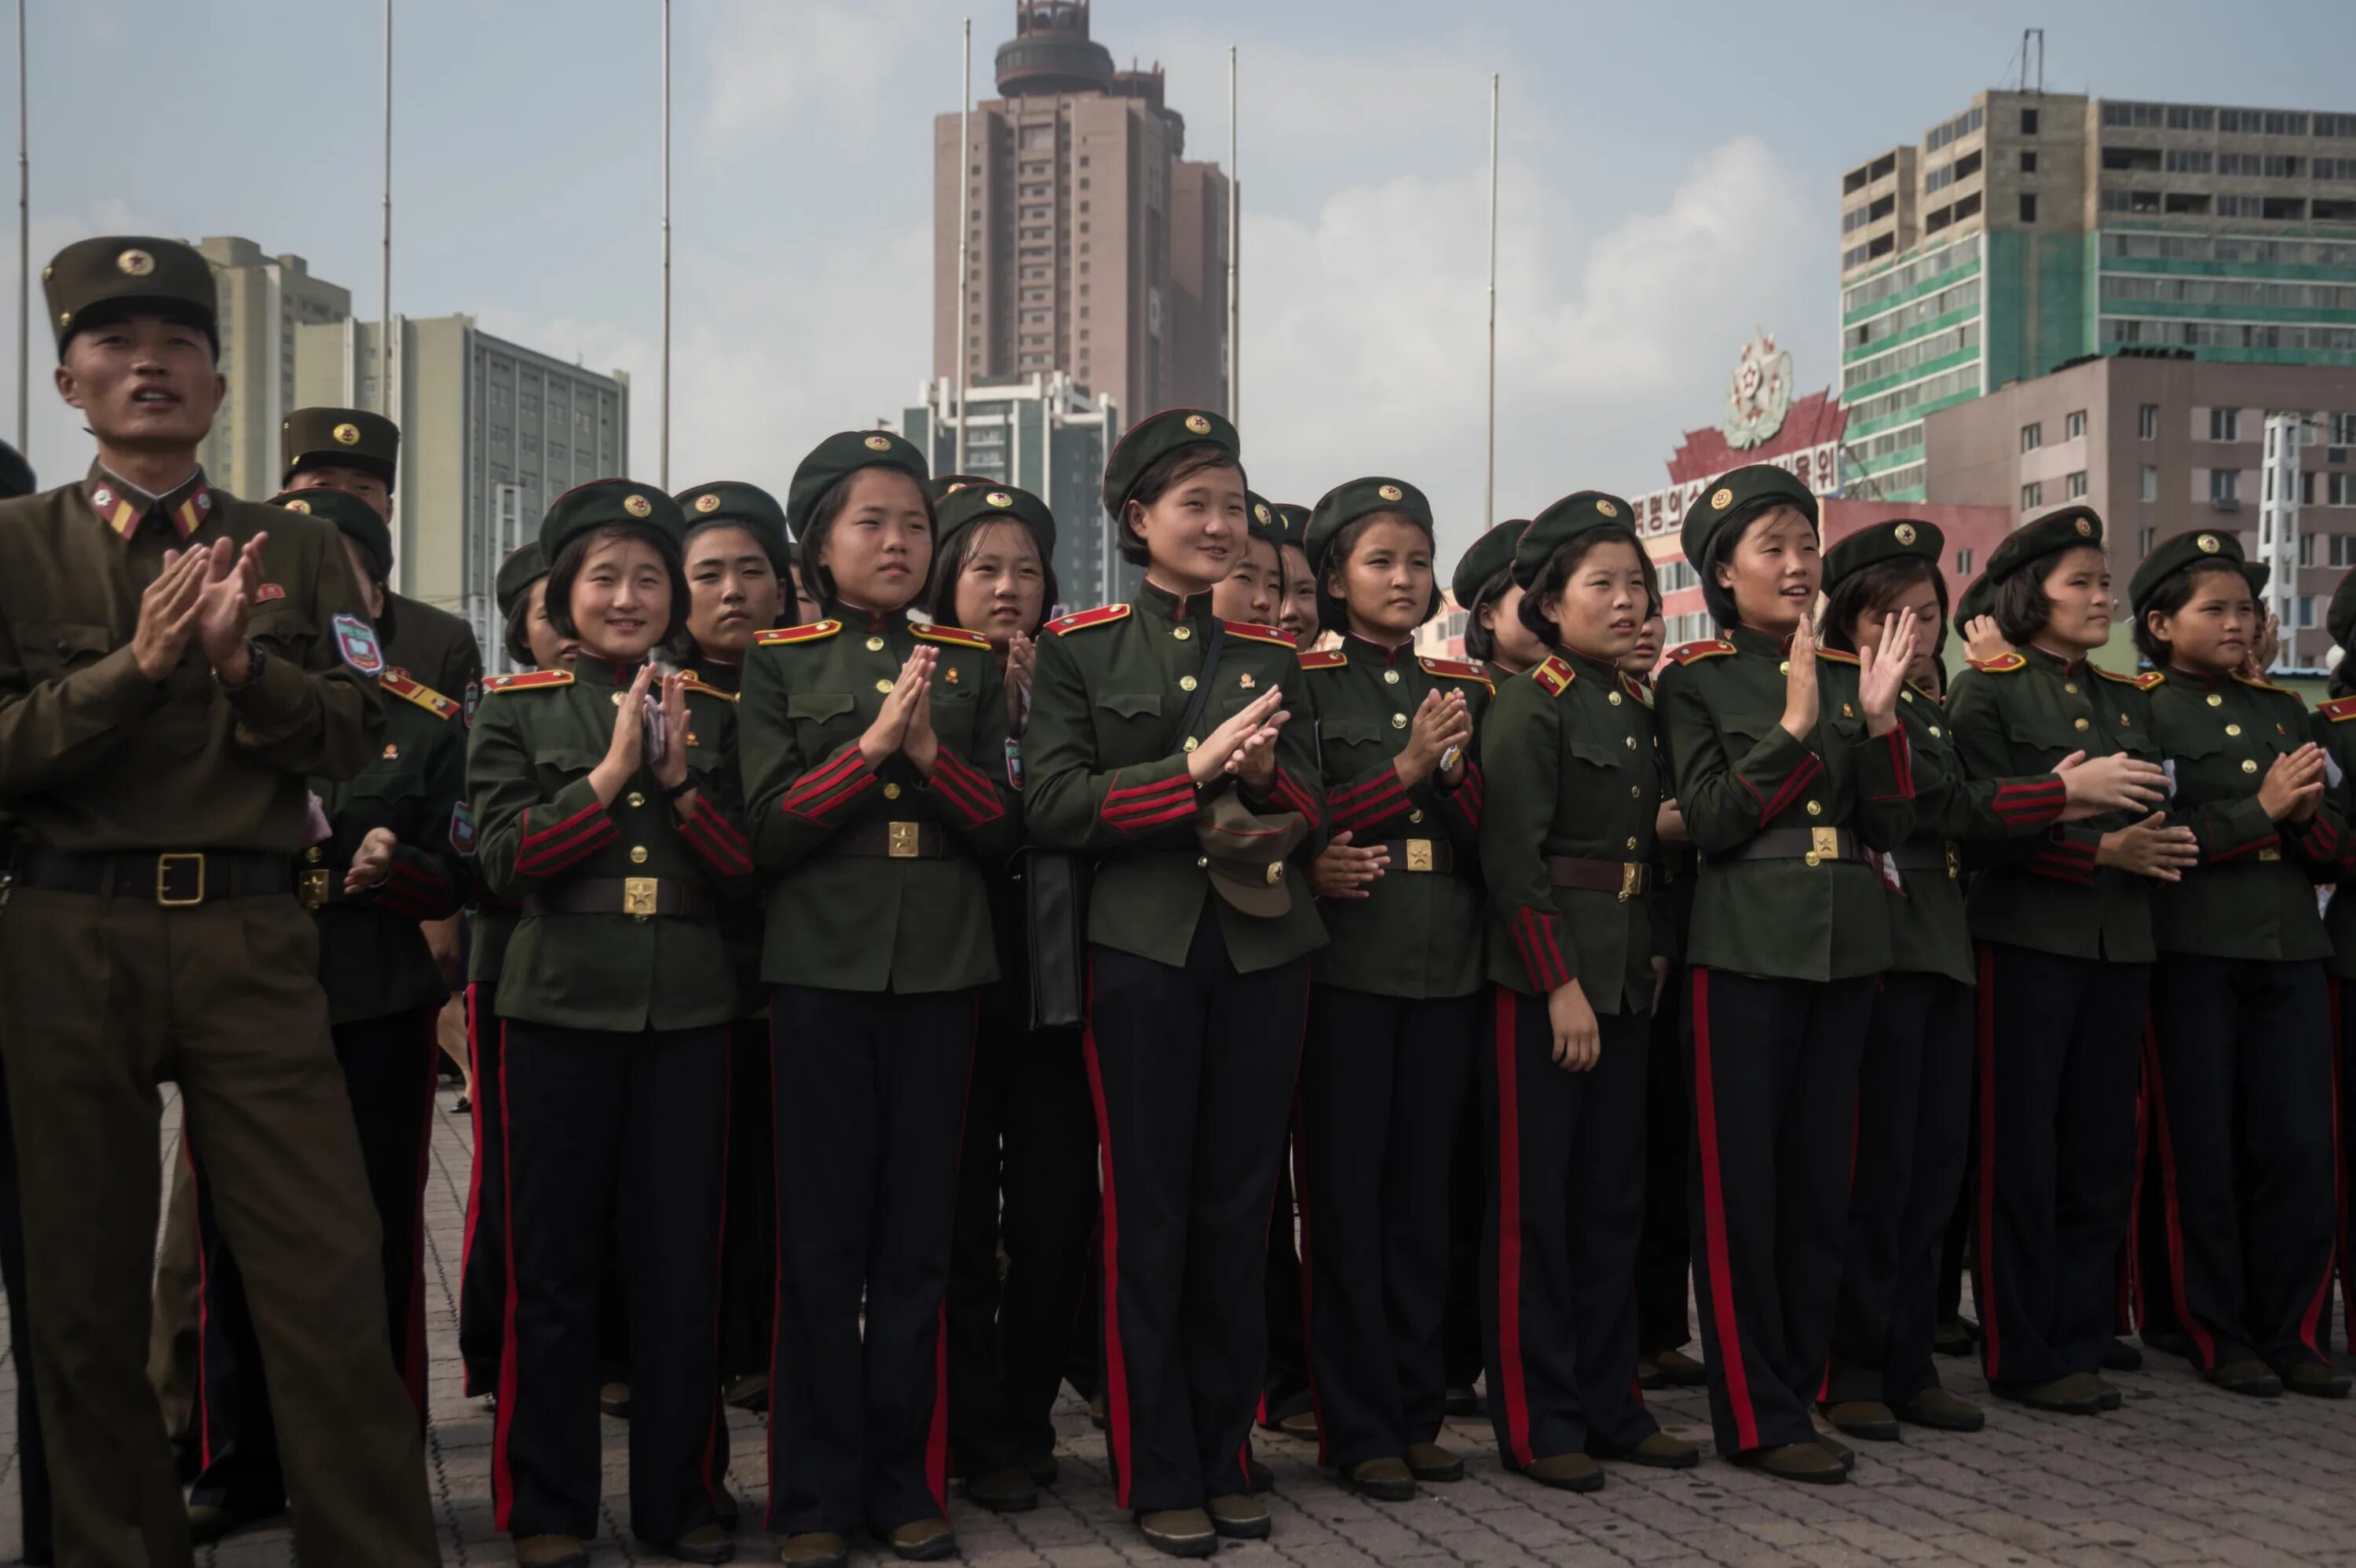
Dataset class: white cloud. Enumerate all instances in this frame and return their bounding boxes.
[697,0,947,151]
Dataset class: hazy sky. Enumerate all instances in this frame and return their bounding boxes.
[8,0,2354,566]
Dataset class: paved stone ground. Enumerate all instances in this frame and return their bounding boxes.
[2,1084,2354,1566]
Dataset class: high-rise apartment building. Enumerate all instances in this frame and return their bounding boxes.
[933,0,1229,429]
[195,236,351,500]
[1838,92,2356,503]
[294,316,628,670]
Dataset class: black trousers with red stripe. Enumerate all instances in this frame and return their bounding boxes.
[1828,971,1973,1406]
[1085,915,1308,1514]
[1685,968,1874,1457]
[1260,1151,1313,1424]
[1482,989,1656,1466]
[1971,943,2146,1387]
[2141,954,2338,1375]
[190,1007,438,1513]
[458,983,507,1398]
[493,1021,726,1544]
[766,985,975,1537]
[1635,965,1693,1360]
[718,1011,777,1387]
[1296,985,1476,1468]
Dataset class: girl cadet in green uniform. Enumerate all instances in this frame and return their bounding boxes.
[1456,520,1549,682]
[739,433,1021,1568]
[470,481,752,1568]
[1817,521,2168,1444]
[1289,477,1488,1502]
[1210,495,1285,628]
[1943,506,2197,1417]
[2127,530,2348,1399]
[1023,408,1325,1559]
[1265,502,1320,647]
[1652,464,1919,1485]
[1477,492,1699,1494]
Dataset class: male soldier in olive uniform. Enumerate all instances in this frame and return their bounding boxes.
[0,236,437,1567]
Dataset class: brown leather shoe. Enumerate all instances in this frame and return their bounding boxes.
[1135,1509,1216,1558]
[887,1518,957,1561]
[967,1465,1039,1512]
[1992,1372,2107,1414]
[2285,1360,2354,1398]
[1638,1347,1708,1388]
[1821,1399,1901,1442]
[1275,1408,1319,1441]
[1019,1450,1060,1486]
[1894,1387,1985,1431]
[2208,1359,2284,1398]
[515,1537,591,1568]
[1205,1493,1271,1539]
[667,1524,735,1565]
[599,1380,632,1419]
[1404,1440,1465,1482]
[1520,1452,1604,1492]
[1339,1457,1415,1500]
[777,1532,848,1568]
[1744,1442,1847,1484]
[1593,1431,1699,1469]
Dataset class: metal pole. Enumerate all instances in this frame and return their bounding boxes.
[15,0,26,450]
[1227,46,1238,426]
[660,0,671,486]
[1483,72,1498,529]
[380,0,392,418]
[954,17,971,474]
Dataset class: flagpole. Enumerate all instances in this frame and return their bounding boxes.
[954,17,971,474]
[15,0,27,450]
[1227,45,1238,426]
[379,0,392,419]
[1483,72,1498,529]
[660,0,672,487]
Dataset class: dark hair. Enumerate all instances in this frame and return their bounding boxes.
[1116,442,1247,568]
[1314,510,1443,634]
[502,585,541,668]
[922,515,1061,635]
[1516,529,1657,645]
[1820,557,1947,655]
[1462,566,1514,663]
[2133,560,2247,668]
[543,522,690,645]
[1992,544,2103,645]
[1698,502,1816,628]
[797,468,938,609]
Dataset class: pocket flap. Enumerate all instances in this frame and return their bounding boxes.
[786,692,855,722]
[1323,718,1386,744]
[1567,736,1626,769]
[1100,692,1162,719]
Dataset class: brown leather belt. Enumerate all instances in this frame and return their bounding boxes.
[1889,841,1961,878]
[15,847,294,907]
[523,877,716,921]
[1714,827,1871,866]
[829,820,947,859]
[1546,857,1652,897]
[1370,837,1458,875]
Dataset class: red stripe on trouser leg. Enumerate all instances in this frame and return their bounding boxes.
[1688,968,1761,1453]
[459,987,488,1354]
[2140,1019,2217,1370]
[492,1028,523,1530]
[1290,1096,1330,1467]
[1491,987,1535,1467]
[2334,980,2353,1352]
[404,1011,437,1418]
[1077,966,1135,1509]
[1973,945,2004,1380]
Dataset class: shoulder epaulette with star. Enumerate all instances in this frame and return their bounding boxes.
[1965,652,2025,674]
[2093,663,2164,689]
[1418,656,1492,686]
[1531,654,1576,696]
[1221,620,1297,649]
[1816,647,1861,667]
[1297,649,1348,671]
[913,622,990,652]
[679,674,737,703]
[754,619,841,647]
[2233,672,2291,696]
[2319,696,2356,722]
[1666,638,1734,665]
[381,667,460,720]
[1044,603,1130,636]
[481,669,573,694]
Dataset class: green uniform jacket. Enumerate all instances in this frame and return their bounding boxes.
[1300,635,1489,999]
[2147,670,2337,962]
[1879,683,2072,985]
[1653,627,1916,982]
[2309,695,2356,979]
[1480,649,1664,1014]
[309,667,471,1024]
[1946,647,2165,962]
[739,607,1018,994]
[682,657,766,1017]
[1024,582,1328,973]
[385,591,485,711]
[0,466,384,849]
[468,657,754,1031]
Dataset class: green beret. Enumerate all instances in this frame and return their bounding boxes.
[1981,505,2104,586]
[1822,518,1945,593]
[1266,503,1310,553]
[540,478,686,561]
[1099,408,1239,518]
[270,487,392,581]
[496,542,547,619]
[929,473,996,503]
[2329,568,2356,652]
[1451,521,1526,610]
[1679,464,1817,571]
[2128,527,2244,614]
[1513,492,1638,586]
[43,236,217,356]
[675,481,789,551]
[936,482,1057,565]
[2242,560,2270,598]
[1243,491,1279,542]
[786,430,929,541]
[283,407,398,487]
[1954,572,1997,625]
[0,439,33,501]
[1304,477,1433,575]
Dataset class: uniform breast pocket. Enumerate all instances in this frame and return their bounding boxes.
[786,691,857,751]
[1322,717,1391,758]
[20,620,113,681]
[931,689,980,747]
[1096,691,1164,750]
[532,747,603,794]
[347,766,426,836]
[248,603,315,660]
[1566,735,1629,773]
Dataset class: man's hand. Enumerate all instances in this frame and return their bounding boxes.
[196,534,269,684]
[346,826,397,894]
[131,546,211,682]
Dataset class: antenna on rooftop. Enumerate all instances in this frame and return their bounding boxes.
[2021,28,2044,95]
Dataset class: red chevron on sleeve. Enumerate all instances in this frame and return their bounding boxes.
[2028,832,2098,885]
[1992,777,2068,828]
[1101,771,1197,833]
[1868,726,1915,802]
[1509,906,1571,992]
[779,748,878,824]
[1268,764,1321,828]
[928,749,1007,830]
[1327,770,1408,833]
[372,857,458,920]
[514,800,616,877]
[2299,813,2342,864]
[1758,753,1825,822]
[678,792,754,876]
[2204,826,2281,865]
[1443,762,1484,831]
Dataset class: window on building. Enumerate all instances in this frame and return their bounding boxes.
[2015,192,2037,224]
[2210,407,2242,441]
[2021,422,2043,452]
[2065,409,2087,440]
[2334,532,2356,567]
[2020,150,2039,174]
[1954,548,1974,576]
[2211,469,2241,502]
[2138,526,2157,555]
[2021,107,2040,135]
[2139,404,2160,440]
[2066,470,2089,499]
[2330,411,2356,446]
[2140,466,2160,502]
[2299,595,2317,629]
[2333,473,2356,506]
[2021,481,2043,510]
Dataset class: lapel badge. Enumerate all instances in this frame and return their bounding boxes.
[382,743,400,760]
[945,665,961,683]
[1238,671,1257,689]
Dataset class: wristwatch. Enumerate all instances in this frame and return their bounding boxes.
[214,638,266,693]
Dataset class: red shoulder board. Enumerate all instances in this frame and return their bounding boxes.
[1418,656,1492,685]
[913,622,990,651]
[1221,620,1297,648]
[1816,647,1861,667]
[1297,649,1348,671]
[1622,672,1654,707]
[2092,663,2163,689]
[754,619,841,647]
[2233,672,2289,695]
[2320,696,2356,722]
[1531,654,1576,696]
[481,669,574,693]
[381,667,460,719]
[679,674,737,702]
[1666,639,1734,665]
[1044,603,1131,636]
[1965,652,2025,674]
